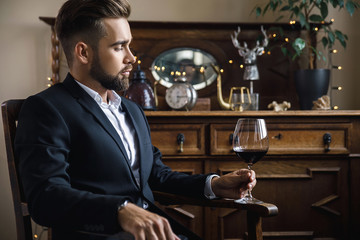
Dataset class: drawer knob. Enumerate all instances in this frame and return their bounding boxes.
[272,133,283,140]
[323,133,332,152]
[177,133,185,153]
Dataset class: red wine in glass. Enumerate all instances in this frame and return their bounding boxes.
[232,118,269,204]
[234,149,268,166]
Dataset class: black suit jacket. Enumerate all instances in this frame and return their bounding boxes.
[15,73,208,236]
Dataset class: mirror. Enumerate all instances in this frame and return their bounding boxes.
[151,47,218,90]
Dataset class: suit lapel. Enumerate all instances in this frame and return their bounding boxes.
[121,99,150,189]
[62,74,130,164]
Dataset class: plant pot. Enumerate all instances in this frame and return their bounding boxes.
[294,69,330,110]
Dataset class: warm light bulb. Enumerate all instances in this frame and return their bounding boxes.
[285,38,289,42]
[272,33,277,38]
[333,106,339,110]
[229,60,233,64]
[240,64,244,68]
[200,66,205,73]
[161,66,165,71]
[289,20,296,25]
[171,71,174,76]
[314,27,319,31]
[330,49,338,53]
[267,51,271,55]
[137,60,141,64]
[220,69,224,73]
[48,77,52,81]
[331,18,335,22]
[338,66,342,70]
[332,86,343,90]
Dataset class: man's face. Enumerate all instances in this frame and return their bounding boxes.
[90,18,135,91]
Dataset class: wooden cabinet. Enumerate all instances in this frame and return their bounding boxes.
[145,110,360,240]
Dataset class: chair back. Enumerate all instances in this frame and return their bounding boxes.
[1,99,32,240]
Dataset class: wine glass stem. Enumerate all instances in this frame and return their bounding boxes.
[247,164,253,199]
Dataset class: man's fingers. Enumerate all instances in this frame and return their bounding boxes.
[118,203,178,240]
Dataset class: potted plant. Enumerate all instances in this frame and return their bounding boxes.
[254,0,359,109]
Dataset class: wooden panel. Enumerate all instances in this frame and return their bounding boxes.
[267,123,350,155]
[149,123,205,155]
[210,123,234,155]
[210,123,350,156]
[208,157,349,240]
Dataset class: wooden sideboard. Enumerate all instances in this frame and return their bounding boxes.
[145,110,360,240]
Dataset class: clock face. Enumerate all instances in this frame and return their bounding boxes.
[165,85,191,110]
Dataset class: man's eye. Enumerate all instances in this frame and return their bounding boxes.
[114,46,123,51]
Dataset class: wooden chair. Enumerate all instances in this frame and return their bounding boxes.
[2,99,32,240]
[2,99,278,240]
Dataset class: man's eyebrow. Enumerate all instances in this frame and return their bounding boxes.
[109,40,129,47]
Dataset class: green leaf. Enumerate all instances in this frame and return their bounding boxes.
[293,37,306,52]
[309,14,324,22]
[335,30,346,42]
[346,1,355,16]
[330,0,338,8]
[321,36,329,48]
[338,0,345,8]
[328,31,335,44]
[280,5,291,11]
[281,47,288,56]
[255,7,262,17]
[299,12,307,27]
[320,2,329,18]
[293,6,300,16]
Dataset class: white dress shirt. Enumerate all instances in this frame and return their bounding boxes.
[75,80,218,199]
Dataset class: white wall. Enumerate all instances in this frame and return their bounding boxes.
[1,0,359,239]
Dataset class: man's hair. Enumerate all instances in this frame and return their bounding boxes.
[55,0,131,67]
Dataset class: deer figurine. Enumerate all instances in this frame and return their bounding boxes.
[231,26,269,92]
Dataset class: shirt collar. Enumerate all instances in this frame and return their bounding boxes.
[75,80,122,110]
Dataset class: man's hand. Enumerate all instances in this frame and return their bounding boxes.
[117,202,180,240]
[211,169,256,199]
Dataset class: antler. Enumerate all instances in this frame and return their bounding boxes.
[253,25,269,56]
[231,27,250,56]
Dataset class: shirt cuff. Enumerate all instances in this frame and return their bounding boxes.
[204,174,220,199]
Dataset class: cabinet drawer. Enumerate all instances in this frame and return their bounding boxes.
[150,124,205,155]
[268,123,349,154]
[210,123,350,155]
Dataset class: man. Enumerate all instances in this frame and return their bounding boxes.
[15,0,256,239]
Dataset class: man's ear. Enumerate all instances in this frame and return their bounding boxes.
[74,42,91,64]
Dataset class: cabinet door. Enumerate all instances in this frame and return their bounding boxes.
[207,156,350,240]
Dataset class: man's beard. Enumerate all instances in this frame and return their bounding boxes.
[90,52,131,91]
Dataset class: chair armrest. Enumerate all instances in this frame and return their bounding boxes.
[153,191,278,218]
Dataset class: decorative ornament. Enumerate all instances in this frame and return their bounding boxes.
[267,101,291,112]
[312,95,331,110]
[231,25,269,94]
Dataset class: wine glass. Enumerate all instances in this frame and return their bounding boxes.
[232,118,269,204]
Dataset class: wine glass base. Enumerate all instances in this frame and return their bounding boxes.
[234,196,264,204]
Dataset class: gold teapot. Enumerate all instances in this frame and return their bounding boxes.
[212,65,251,111]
